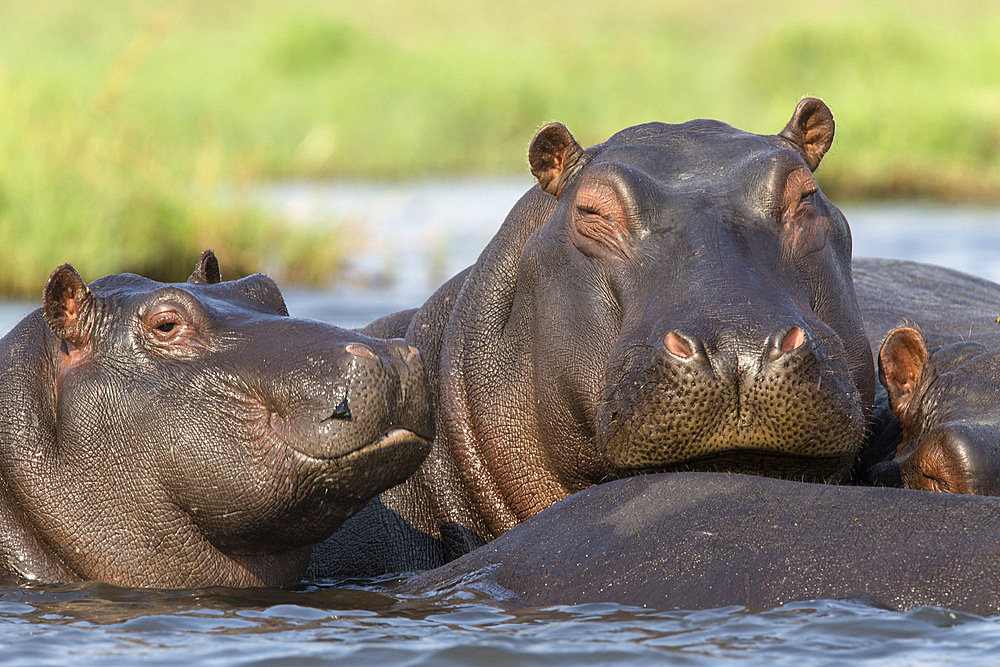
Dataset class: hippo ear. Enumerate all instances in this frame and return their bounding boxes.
[43,264,102,348]
[779,97,835,171]
[878,326,929,418]
[188,249,222,284]
[529,122,585,197]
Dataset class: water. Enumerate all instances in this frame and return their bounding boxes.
[4,181,1000,663]
[3,587,1000,666]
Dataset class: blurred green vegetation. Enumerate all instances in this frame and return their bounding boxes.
[1,0,999,295]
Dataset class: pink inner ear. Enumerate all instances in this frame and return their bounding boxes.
[880,328,928,412]
[63,298,79,323]
[529,122,584,197]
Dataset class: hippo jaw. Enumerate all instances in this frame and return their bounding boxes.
[179,333,434,552]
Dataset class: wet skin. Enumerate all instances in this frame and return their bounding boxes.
[0,251,433,588]
[399,472,1000,616]
[400,260,1000,615]
[310,99,876,577]
[854,258,1000,495]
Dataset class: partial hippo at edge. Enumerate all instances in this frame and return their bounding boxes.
[399,473,1000,616]
[854,257,1000,495]
[310,98,876,577]
[0,251,433,588]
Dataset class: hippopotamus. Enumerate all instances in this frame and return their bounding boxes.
[0,251,433,588]
[399,472,1000,615]
[309,98,876,577]
[853,258,1000,495]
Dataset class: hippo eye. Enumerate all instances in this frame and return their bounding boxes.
[799,183,817,204]
[571,180,631,259]
[797,191,815,212]
[781,167,820,220]
[147,309,186,341]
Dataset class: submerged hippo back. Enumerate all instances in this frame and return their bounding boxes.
[854,257,1000,352]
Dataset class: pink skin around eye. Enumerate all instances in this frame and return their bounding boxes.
[781,168,828,258]
[572,180,630,258]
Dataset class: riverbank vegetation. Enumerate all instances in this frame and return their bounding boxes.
[1,0,998,295]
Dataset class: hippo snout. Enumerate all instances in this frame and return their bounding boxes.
[660,324,815,372]
[601,320,864,481]
[898,423,1000,496]
[276,336,433,461]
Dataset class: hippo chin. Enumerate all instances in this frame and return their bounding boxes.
[0,251,433,588]
[310,98,875,577]
[854,258,1000,495]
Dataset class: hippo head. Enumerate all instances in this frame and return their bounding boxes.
[520,99,874,486]
[25,251,432,585]
[873,326,1000,495]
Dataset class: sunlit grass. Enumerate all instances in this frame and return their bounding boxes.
[1,0,998,295]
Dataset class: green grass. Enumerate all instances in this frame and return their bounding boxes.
[2,0,999,295]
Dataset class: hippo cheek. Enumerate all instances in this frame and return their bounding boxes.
[597,326,864,481]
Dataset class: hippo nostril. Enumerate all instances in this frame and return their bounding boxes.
[323,395,352,422]
[386,338,418,360]
[345,343,376,359]
[664,331,695,359]
[781,326,807,354]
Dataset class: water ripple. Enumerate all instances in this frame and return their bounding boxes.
[2,580,1000,665]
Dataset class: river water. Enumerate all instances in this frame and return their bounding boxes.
[3,180,1000,664]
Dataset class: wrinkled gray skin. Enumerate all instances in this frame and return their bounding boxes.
[0,251,433,588]
[400,473,1000,615]
[310,99,876,577]
[854,258,1000,495]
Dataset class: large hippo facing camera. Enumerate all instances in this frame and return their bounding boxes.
[0,251,433,588]
[310,98,876,576]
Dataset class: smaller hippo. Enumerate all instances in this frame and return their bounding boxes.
[871,326,1000,494]
[0,251,433,588]
[854,258,1000,495]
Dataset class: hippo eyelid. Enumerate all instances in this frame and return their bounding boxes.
[751,151,816,218]
[572,166,651,228]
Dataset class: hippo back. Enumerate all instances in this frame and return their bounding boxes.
[400,473,1000,615]
[854,257,1000,353]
